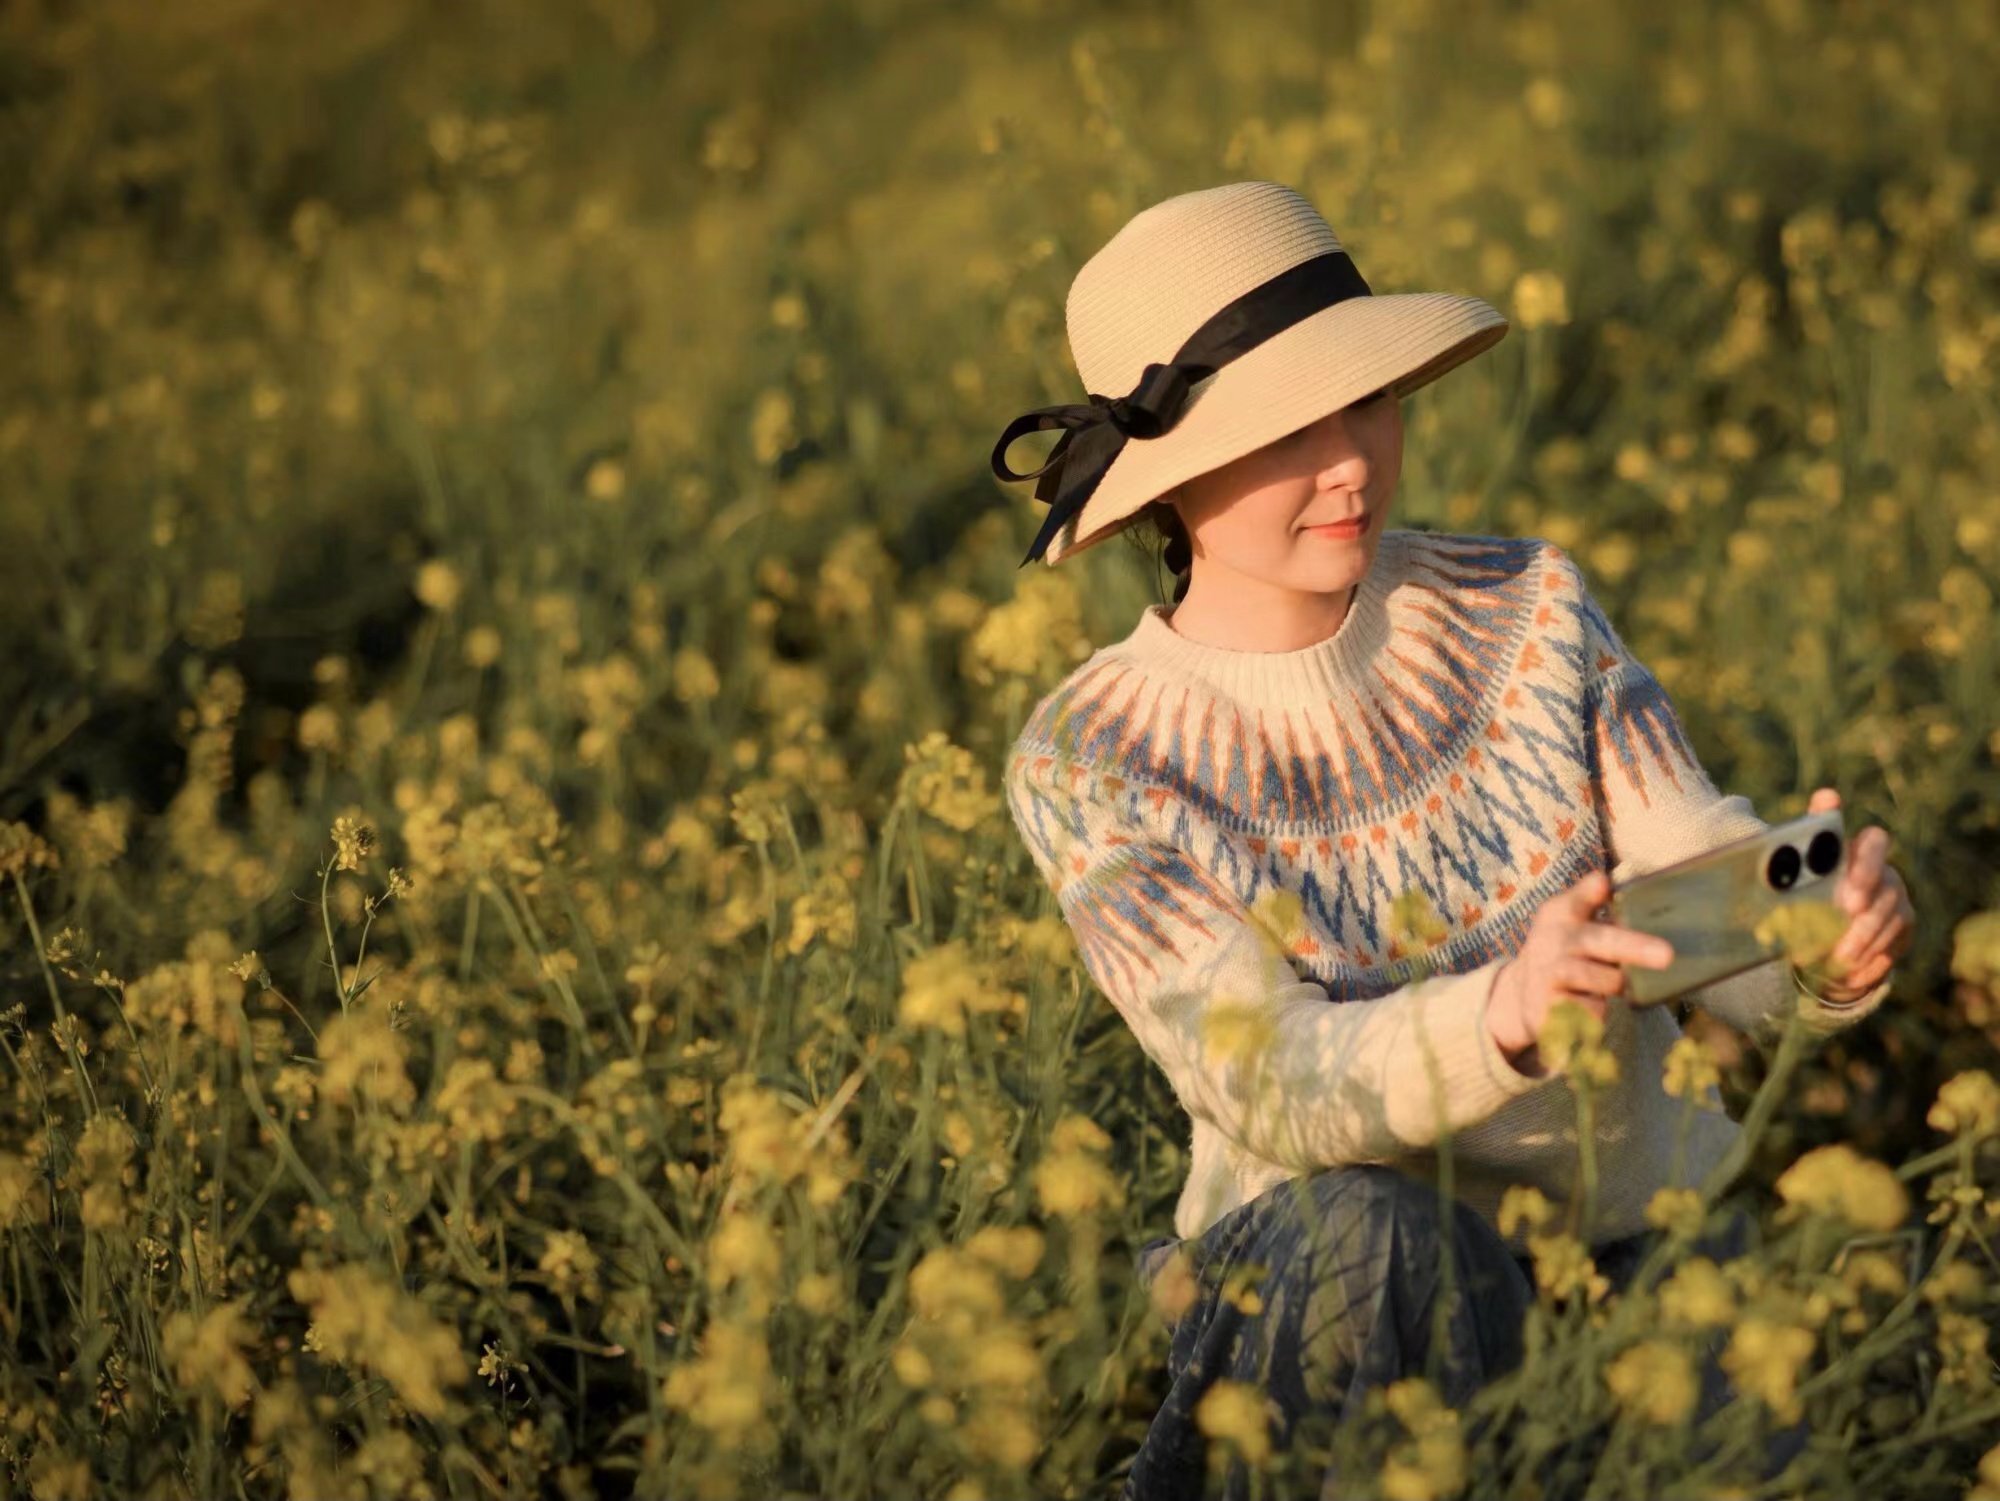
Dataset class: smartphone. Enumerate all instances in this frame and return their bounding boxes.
[1606,808,1849,1007]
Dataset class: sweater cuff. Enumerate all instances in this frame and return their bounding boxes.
[1409,959,1553,1116]
[1789,962,1894,1032]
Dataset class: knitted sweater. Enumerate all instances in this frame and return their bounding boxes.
[1003,529,1891,1249]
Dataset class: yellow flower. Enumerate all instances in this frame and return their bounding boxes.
[1195,1379,1273,1466]
[286,1264,468,1419]
[1527,1231,1610,1305]
[965,1225,1045,1281]
[1950,910,2000,990]
[1659,1257,1736,1330]
[961,1396,1040,1469]
[1387,886,1450,955]
[1034,1148,1125,1219]
[1605,1339,1699,1425]
[316,1006,415,1113]
[1970,1440,2000,1501]
[966,1330,1043,1390]
[330,815,375,873]
[898,942,1020,1037]
[1937,1311,1993,1390]
[1497,1185,1556,1239]
[1252,888,1311,955]
[1721,1319,1816,1423]
[1661,1035,1723,1101]
[891,1341,934,1388]
[907,1247,1007,1323]
[1512,269,1571,330]
[1378,1377,1467,1501]
[160,1300,259,1411]
[899,731,1002,832]
[1539,1001,1618,1086]
[1774,1144,1909,1232]
[413,559,462,612]
[662,1320,775,1439]
[1928,1070,2000,1140]
[1644,1187,1706,1241]
[1754,899,1849,973]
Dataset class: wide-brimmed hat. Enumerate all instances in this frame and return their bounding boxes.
[990,180,1509,567]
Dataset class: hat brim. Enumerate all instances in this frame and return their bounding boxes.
[1038,292,1510,566]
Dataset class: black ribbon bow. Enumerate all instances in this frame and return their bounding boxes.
[990,248,1373,566]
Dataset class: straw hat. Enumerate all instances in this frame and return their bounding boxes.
[990,181,1510,567]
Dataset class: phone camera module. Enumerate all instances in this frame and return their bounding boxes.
[1805,830,1842,878]
[1766,845,1802,891]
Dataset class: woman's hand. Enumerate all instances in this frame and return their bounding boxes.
[1801,787,1914,1003]
[1486,869,1674,1059]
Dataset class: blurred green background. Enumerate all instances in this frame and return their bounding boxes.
[2,0,1999,1496]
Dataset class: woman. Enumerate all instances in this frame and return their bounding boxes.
[989,182,1915,1500]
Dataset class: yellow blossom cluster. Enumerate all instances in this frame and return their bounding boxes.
[289,1263,468,1419]
[1605,1339,1700,1426]
[897,1231,1051,1472]
[713,1073,855,1206]
[120,929,248,1046]
[1774,1143,1910,1232]
[1538,1001,1619,1087]
[662,1320,777,1444]
[1375,1376,1468,1501]
[1498,1187,1610,1305]
[1928,1069,2000,1139]
[900,731,1003,831]
[898,940,1023,1037]
[161,1300,260,1412]
[1033,1112,1126,1219]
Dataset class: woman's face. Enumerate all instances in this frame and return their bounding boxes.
[1170,385,1402,596]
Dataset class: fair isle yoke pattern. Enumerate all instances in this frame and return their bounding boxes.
[1008,532,1708,995]
[1003,529,1890,1246]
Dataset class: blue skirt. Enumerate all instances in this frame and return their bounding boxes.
[1119,1164,1772,1501]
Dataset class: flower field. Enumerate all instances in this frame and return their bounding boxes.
[1,0,1999,1496]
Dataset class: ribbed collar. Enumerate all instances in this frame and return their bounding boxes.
[1118,529,1407,707]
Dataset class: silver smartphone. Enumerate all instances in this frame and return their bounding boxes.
[1606,808,1850,1007]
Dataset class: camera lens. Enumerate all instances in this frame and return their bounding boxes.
[1806,830,1842,877]
[1766,845,1802,891]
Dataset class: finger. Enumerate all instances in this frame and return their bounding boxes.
[1808,787,1841,812]
[1839,829,1888,914]
[1559,954,1630,997]
[1572,922,1675,969]
[1834,883,1901,966]
[1560,869,1613,919]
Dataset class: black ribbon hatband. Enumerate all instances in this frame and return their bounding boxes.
[990,248,1373,566]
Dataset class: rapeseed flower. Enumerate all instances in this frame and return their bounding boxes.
[288,1263,468,1419]
[1195,1379,1273,1466]
[1928,1069,2000,1140]
[1539,1000,1618,1086]
[1721,1318,1816,1422]
[1605,1339,1699,1425]
[1644,1186,1706,1241]
[1774,1143,1909,1231]
[1378,1377,1467,1501]
[1662,1035,1723,1101]
[161,1300,259,1411]
[1658,1257,1737,1329]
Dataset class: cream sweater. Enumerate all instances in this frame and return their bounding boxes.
[1004,529,1890,1247]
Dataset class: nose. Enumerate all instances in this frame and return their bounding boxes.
[1305,409,1373,487]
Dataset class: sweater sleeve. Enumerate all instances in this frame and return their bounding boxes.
[1552,544,1891,1038]
[1004,749,1553,1172]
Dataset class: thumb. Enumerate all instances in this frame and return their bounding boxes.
[1808,786,1841,812]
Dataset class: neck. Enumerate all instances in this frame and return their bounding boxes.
[1166,557,1374,652]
